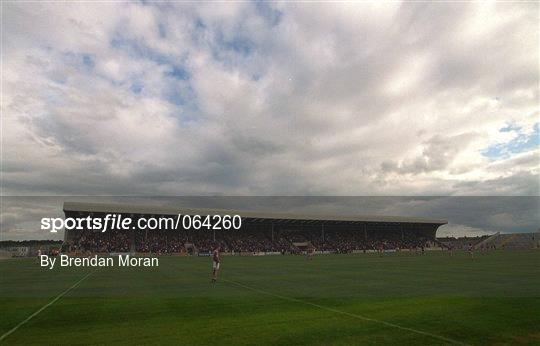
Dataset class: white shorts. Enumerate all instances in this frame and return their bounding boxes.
[213,261,220,270]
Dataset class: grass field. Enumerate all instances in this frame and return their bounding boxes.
[1,250,539,345]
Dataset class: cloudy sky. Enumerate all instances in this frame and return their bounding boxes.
[1,2,539,239]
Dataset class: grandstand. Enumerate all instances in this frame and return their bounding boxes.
[474,231,540,250]
[62,202,447,255]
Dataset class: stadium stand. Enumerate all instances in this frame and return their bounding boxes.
[62,202,448,255]
[475,232,539,250]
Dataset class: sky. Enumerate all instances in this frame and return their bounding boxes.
[1,2,539,240]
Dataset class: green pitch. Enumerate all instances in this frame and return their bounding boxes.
[1,250,539,345]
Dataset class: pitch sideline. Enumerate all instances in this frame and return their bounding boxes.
[223,278,467,346]
[0,270,95,342]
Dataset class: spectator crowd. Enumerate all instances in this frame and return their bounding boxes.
[64,228,433,255]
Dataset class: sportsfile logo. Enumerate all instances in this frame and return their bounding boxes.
[41,214,242,233]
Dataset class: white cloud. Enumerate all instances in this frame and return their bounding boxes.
[437,224,493,238]
[1,2,538,199]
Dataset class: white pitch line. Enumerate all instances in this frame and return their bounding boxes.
[223,279,467,346]
[0,271,94,342]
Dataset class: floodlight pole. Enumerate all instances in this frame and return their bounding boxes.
[364,223,367,241]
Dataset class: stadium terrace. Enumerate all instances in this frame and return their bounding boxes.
[62,202,448,255]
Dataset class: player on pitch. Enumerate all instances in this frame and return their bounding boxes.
[211,244,221,283]
[468,243,474,260]
[306,244,315,260]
